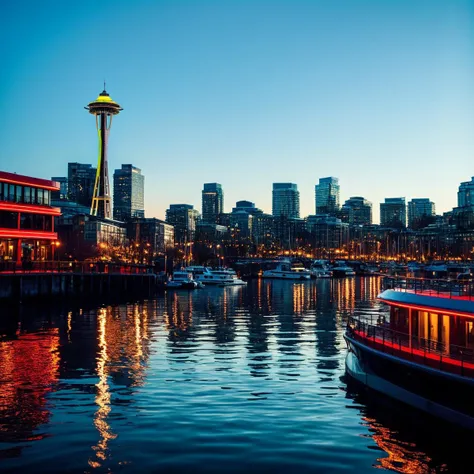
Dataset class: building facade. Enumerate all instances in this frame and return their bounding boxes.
[272,183,300,218]
[407,198,436,229]
[67,162,96,208]
[380,198,406,228]
[315,177,340,215]
[202,183,224,223]
[458,177,474,207]
[0,171,61,265]
[51,176,68,201]
[127,218,174,255]
[166,204,199,243]
[306,214,349,251]
[341,196,372,225]
[113,164,145,221]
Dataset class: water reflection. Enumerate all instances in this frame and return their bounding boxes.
[0,277,468,473]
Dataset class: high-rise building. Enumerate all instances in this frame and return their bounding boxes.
[166,204,199,243]
[458,177,474,207]
[51,176,68,200]
[407,198,435,229]
[202,183,224,223]
[315,177,340,215]
[380,198,406,228]
[272,183,300,218]
[67,162,96,208]
[113,164,145,222]
[341,196,372,225]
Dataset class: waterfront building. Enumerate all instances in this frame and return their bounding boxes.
[252,213,275,246]
[67,162,96,208]
[0,171,61,264]
[407,198,435,229]
[57,214,126,261]
[51,176,68,201]
[272,183,300,218]
[85,87,122,219]
[202,183,224,224]
[380,198,406,228]
[341,196,372,225]
[315,177,340,215]
[306,214,349,252]
[165,204,199,243]
[195,222,228,243]
[127,218,174,255]
[458,177,474,207]
[113,164,145,221]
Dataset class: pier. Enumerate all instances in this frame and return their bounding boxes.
[0,261,158,301]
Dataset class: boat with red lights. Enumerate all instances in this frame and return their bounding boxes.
[345,276,474,430]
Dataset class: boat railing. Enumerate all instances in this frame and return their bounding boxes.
[382,275,474,301]
[347,315,474,376]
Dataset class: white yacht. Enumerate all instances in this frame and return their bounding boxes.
[167,271,201,289]
[185,266,234,285]
[262,260,311,280]
[211,268,247,285]
[310,260,332,278]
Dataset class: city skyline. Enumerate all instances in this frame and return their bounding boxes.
[1,1,473,223]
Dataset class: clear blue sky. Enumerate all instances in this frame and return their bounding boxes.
[1,0,473,223]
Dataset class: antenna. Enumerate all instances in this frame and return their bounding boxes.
[103,80,106,91]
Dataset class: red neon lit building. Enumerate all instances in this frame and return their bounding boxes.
[0,171,61,264]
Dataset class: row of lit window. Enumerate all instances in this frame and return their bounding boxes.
[0,182,51,206]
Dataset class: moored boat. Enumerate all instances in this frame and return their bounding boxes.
[167,271,201,289]
[262,260,311,280]
[344,275,474,430]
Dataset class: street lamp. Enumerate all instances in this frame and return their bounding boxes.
[54,241,61,270]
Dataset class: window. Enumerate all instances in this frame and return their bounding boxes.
[8,184,15,202]
[0,211,18,229]
[23,187,30,204]
[15,186,22,203]
[43,190,50,206]
[37,189,44,205]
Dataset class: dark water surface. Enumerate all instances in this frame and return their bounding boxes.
[0,277,471,473]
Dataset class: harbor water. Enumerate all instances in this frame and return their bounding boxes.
[0,277,470,473]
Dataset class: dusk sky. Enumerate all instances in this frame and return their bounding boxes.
[1,0,473,223]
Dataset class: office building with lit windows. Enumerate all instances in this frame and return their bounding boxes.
[407,198,435,229]
[202,183,224,223]
[341,196,372,225]
[380,197,406,228]
[272,183,300,218]
[113,164,145,221]
[67,162,96,208]
[315,177,340,215]
[166,204,199,243]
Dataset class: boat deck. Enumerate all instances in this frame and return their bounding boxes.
[347,317,474,379]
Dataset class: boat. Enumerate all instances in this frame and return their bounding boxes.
[262,260,311,280]
[331,262,356,277]
[167,271,202,289]
[310,260,332,278]
[344,275,474,430]
[185,266,235,285]
[210,268,247,285]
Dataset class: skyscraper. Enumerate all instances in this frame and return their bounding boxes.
[166,204,199,243]
[272,183,300,218]
[113,164,145,221]
[202,183,224,223]
[341,196,372,225]
[67,162,97,207]
[380,198,406,228]
[407,198,435,228]
[315,177,340,215]
[458,177,474,207]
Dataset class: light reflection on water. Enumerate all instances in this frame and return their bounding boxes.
[0,277,469,473]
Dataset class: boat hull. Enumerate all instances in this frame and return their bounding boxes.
[345,335,474,430]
